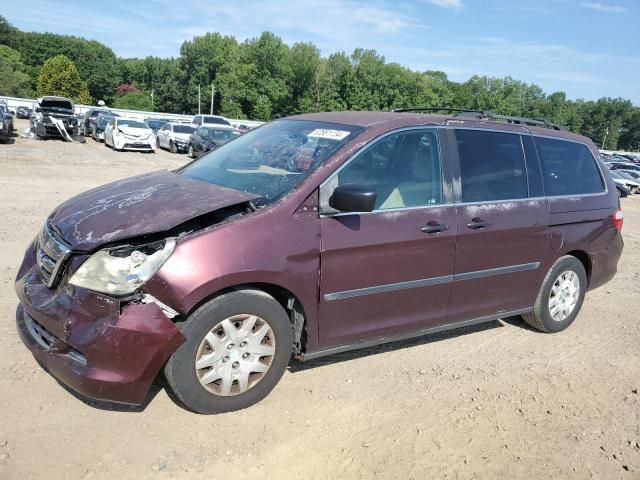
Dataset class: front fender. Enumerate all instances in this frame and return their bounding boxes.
[142,208,321,348]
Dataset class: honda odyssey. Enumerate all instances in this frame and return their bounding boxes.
[15,109,623,413]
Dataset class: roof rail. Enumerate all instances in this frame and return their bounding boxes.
[392,106,566,131]
[392,106,491,116]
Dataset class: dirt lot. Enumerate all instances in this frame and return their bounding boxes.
[0,118,639,479]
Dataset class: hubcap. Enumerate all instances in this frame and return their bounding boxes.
[548,270,580,322]
[194,314,276,396]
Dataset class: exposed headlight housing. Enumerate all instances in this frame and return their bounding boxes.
[69,238,175,295]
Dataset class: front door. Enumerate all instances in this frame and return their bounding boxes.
[446,129,549,322]
[318,128,457,348]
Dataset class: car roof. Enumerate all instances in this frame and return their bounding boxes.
[198,124,237,130]
[289,111,592,144]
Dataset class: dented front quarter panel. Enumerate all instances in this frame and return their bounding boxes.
[15,242,185,404]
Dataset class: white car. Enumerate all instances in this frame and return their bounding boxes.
[104,118,156,152]
[610,171,640,193]
[191,114,232,128]
[156,122,197,154]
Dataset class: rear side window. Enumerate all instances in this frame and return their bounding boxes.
[535,137,604,196]
[455,130,528,203]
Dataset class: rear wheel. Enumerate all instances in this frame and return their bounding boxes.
[521,256,587,333]
[165,290,293,414]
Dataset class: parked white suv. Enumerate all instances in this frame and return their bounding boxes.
[191,114,232,127]
[157,122,197,153]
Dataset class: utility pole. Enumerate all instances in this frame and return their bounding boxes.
[198,84,201,114]
[602,127,609,149]
[150,89,154,112]
[210,83,215,115]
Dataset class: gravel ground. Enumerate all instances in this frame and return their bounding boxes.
[0,119,639,479]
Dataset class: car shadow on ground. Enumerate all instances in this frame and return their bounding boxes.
[42,316,535,413]
[43,367,167,412]
[289,315,533,373]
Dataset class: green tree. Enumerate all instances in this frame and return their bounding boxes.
[36,55,92,104]
[113,91,153,111]
[619,109,640,151]
[0,45,33,97]
[286,42,321,113]
[0,15,21,50]
[252,94,272,121]
[179,32,239,114]
[19,32,118,102]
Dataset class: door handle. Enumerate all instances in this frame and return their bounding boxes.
[466,218,490,230]
[421,222,449,234]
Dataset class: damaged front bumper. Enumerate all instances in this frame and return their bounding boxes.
[15,244,185,405]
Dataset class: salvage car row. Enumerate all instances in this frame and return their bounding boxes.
[7,95,250,155]
[601,152,640,198]
[87,107,243,156]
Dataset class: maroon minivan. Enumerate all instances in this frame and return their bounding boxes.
[15,109,624,413]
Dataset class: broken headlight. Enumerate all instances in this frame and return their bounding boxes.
[69,238,175,295]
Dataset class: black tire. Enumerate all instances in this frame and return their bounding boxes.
[164,289,293,414]
[170,141,177,154]
[521,255,587,333]
[187,144,194,158]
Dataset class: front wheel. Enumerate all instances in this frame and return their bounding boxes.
[187,144,194,158]
[170,141,177,154]
[165,290,293,414]
[521,256,587,333]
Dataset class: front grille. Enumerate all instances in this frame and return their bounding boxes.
[124,143,152,149]
[36,223,71,288]
[24,313,87,365]
[24,313,56,349]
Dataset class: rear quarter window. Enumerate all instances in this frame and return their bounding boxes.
[534,137,604,196]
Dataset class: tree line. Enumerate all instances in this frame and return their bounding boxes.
[0,15,638,151]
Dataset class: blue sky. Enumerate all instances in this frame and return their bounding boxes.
[4,0,639,104]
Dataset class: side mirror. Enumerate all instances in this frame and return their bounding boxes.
[329,184,377,213]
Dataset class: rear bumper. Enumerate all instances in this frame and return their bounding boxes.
[15,252,185,404]
[588,231,624,291]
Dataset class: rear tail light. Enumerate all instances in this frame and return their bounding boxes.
[613,209,624,231]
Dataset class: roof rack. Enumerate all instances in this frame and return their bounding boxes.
[391,106,566,131]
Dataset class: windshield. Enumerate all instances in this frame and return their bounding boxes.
[174,125,196,134]
[208,129,239,142]
[97,116,114,127]
[147,120,165,129]
[40,99,73,110]
[182,120,363,206]
[203,116,230,125]
[118,119,148,129]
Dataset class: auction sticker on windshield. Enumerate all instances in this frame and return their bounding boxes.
[307,129,351,140]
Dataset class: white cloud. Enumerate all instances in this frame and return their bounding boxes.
[425,0,463,10]
[579,2,627,13]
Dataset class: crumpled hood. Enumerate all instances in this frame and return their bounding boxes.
[118,125,152,138]
[48,170,258,251]
[173,133,192,142]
